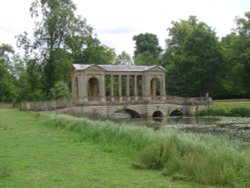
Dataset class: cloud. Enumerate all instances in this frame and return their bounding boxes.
[0,0,249,56]
[96,27,139,34]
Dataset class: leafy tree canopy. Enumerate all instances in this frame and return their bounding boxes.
[133,33,162,65]
[164,16,224,97]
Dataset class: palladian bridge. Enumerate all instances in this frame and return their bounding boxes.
[69,64,211,118]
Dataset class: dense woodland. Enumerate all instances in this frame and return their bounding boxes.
[1,0,250,102]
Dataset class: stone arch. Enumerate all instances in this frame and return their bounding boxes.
[150,77,161,97]
[152,110,163,122]
[88,77,99,99]
[112,108,141,118]
[152,110,163,118]
[124,109,141,118]
[169,109,184,117]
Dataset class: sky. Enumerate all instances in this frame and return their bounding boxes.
[0,0,250,56]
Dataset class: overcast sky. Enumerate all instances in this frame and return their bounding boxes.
[0,0,250,56]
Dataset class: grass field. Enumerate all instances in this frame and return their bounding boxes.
[0,110,205,188]
[213,99,250,109]
[196,99,250,117]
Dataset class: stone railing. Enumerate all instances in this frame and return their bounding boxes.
[19,95,212,111]
[166,95,212,106]
[20,99,79,111]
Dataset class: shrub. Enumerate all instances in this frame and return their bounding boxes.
[228,107,250,117]
[196,108,226,116]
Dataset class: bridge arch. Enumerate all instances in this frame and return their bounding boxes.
[113,108,141,118]
[124,109,140,118]
[169,109,184,117]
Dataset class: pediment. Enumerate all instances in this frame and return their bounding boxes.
[146,66,165,72]
[85,65,104,72]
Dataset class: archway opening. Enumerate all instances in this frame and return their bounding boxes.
[169,110,184,117]
[112,109,140,119]
[152,111,163,122]
[124,109,140,118]
[88,77,99,100]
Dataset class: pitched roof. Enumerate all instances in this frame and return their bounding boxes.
[72,64,165,72]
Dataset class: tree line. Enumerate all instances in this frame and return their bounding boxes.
[1,0,250,103]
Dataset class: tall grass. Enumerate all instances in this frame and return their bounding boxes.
[197,99,250,117]
[41,113,250,187]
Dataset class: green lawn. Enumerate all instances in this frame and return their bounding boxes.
[213,99,250,109]
[0,110,202,188]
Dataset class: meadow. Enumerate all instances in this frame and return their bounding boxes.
[197,99,250,117]
[0,109,249,187]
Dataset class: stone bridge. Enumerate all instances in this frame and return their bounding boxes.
[20,64,211,118]
[21,95,211,119]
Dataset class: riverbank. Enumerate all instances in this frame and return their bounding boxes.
[0,110,249,187]
[196,99,250,117]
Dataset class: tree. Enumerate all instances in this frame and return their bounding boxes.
[133,33,162,65]
[16,0,116,99]
[115,51,133,65]
[80,44,116,64]
[0,44,17,102]
[234,12,250,97]
[49,81,70,99]
[16,0,98,95]
[220,12,250,98]
[220,33,245,97]
[134,51,158,66]
[163,16,224,97]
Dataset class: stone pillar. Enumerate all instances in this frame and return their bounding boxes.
[151,78,157,101]
[82,73,88,103]
[143,73,150,102]
[126,75,130,101]
[111,75,114,102]
[161,75,166,101]
[119,75,122,102]
[100,74,106,103]
[134,75,138,101]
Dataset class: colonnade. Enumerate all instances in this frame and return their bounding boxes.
[72,69,166,103]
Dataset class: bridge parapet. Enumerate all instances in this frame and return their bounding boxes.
[166,95,212,106]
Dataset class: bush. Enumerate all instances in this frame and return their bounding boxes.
[196,108,226,116]
[49,81,70,100]
[196,106,250,117]
[228,107,250,117]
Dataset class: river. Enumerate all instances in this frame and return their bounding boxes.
[118,116,250,142]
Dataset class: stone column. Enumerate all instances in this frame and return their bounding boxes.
[142,73,150,102]
[110,75,114,102]
[134,75,138,101]
[119,75,122,102]
[126,75,130,101]
[151,78,156,101]
[161,75,166,101]
[100,74,106,103]
[82,73,88,103]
